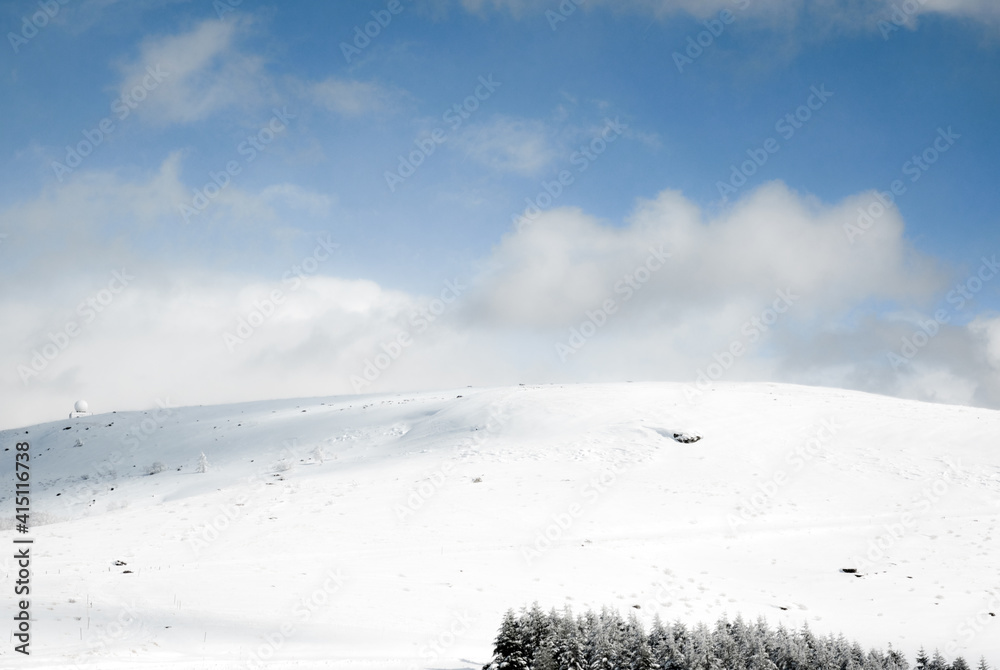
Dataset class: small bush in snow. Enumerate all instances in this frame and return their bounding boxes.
[147,462,166,475]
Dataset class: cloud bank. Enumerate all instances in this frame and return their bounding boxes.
[2,157,998,428]
[453,0,1000,31]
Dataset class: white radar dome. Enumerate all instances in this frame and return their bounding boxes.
[74,400,89,413]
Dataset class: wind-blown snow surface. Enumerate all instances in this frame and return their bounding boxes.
[1,382,999,669]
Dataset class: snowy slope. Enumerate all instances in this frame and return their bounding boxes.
[1,382,999,669]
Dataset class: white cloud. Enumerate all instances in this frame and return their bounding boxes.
[452,0,1000,30]
[3,164,999,429]
[466,183,944,328]
[454,183,999,407]
[0,154,335,285]
[971,315,1000,366]
[0,273,414,422]
[306,77,399,117]
[0,153,185,281]
[58,0,194,36]
[115,18,268,125]
[113,20,407,126]
[920,0,1000,20]
[259,184,335,217]
[454,116,556,176]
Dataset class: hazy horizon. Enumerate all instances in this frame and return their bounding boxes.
[2,0,999,429]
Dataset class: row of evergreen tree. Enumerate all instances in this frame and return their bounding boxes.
[483,605,991,670]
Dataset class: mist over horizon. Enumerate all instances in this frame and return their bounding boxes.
[2,1,999,423]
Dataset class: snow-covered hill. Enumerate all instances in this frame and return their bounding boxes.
[1,382,999,669]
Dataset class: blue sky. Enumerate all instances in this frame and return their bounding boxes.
[2,0,999,427]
